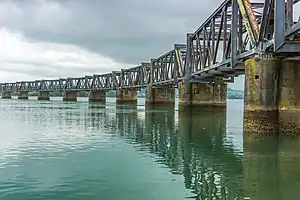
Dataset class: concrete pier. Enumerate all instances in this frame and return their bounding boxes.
[116,89,137,105]
[213,81,227,107]
[2,91,12,99]
[89,90,106,102]
[243,57,280,134]
[278,60,300,134]
[179,82,212,106]
[145,86,175,107]
[244,58,279,112]
[243,58,300,135]
[18,91,28,100]
[38,91,50,101]
[179,81,227,110]
[63,91,77,102]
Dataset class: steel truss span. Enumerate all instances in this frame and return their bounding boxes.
[1,0,300,93]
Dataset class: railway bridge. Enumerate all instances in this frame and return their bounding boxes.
[1,0,300,133]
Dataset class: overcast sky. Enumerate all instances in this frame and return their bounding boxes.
[0,0,244,90]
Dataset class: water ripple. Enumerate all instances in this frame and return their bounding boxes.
[1,99,298,199]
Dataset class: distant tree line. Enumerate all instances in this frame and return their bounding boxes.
[227,88,244,99]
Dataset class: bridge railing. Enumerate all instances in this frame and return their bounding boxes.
[151,44,186,87]
[120,66,143,89]
[185,0,264,83]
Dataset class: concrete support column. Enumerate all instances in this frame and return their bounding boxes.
[178,81,192,106]
[179,81,227,109]
[89,90,106,102]
[2,91,12,99]
[278,60,300,134]
[63,91,77,102]
[116,89,137,105]
[179,82,213,106]
[243,57,280,134]
[18,91,28,100]
[190,82,214,105]
[244,58,279,112]
[145,86,175,107]
[213,81,227,107]
[38,91,50,100]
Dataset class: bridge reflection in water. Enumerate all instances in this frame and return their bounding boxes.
[4,99,300,199]
[87,104,244,199]
[243,134,300,200]
[8,99,300,199]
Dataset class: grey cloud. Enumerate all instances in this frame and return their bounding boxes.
[1,60,111,80]
[0,0,221,64]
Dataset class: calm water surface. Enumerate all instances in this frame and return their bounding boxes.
[0,97,299,199]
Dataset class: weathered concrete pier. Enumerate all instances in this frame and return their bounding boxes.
[18,91,28,100]
[116,89,137,105]
[1,0,300,134]
[63,91,77,102]
[244,57,300,135]
[2,91,11,99]
[38,91,50,101]
[179,82,227,109]
[146,87,175,106]
[89,90,106,103]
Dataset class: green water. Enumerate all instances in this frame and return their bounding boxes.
[0,97,299,200]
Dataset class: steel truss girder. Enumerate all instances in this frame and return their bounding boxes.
[185,0,300,83]
[150,44,186,86]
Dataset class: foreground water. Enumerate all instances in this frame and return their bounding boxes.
[0,97,299,199]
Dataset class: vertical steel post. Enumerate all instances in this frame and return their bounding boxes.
[231,0,238,68]
[185,33,193,82]
[84,76,88,91]
[274,0,285,51]
[150,59,155,86]
[174,45,179,86]
[212,18,215,62]
[223,5,228,60]
[140,64,144,88]
[287,0,293,29]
